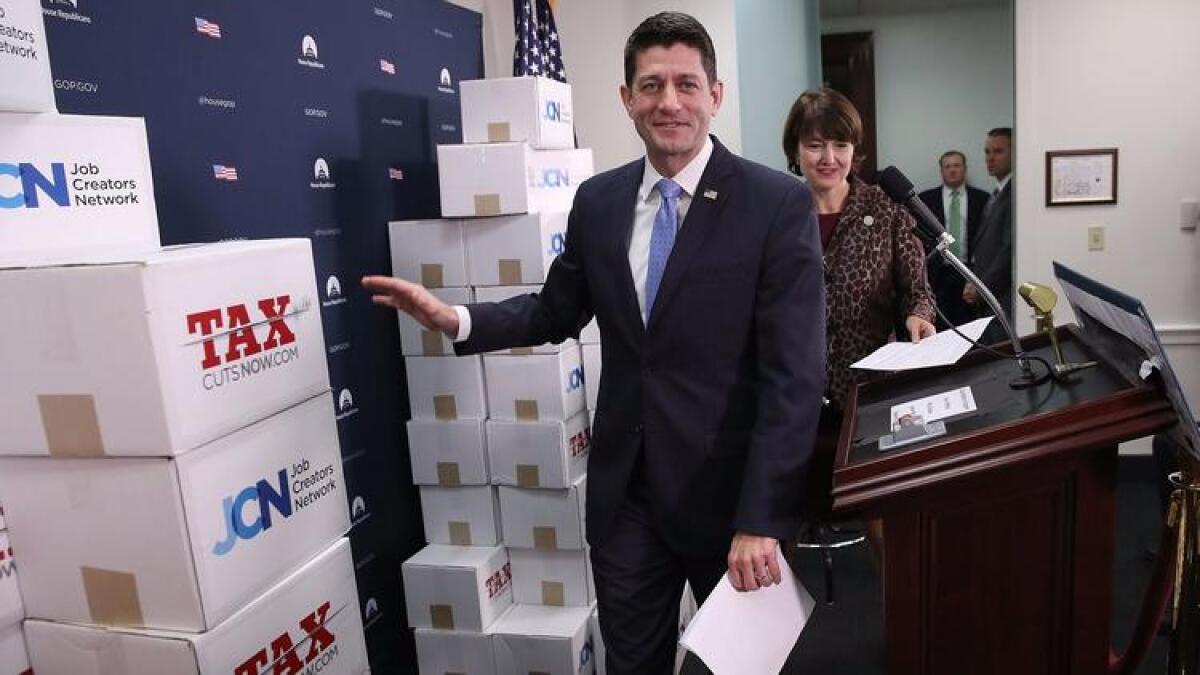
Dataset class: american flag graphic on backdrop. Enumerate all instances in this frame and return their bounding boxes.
[512,0,565,82]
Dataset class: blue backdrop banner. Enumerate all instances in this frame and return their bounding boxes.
[42,0,482,668]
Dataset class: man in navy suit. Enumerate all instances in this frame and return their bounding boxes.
[364,12,824,673]
[964,128,1014,344]
[918,150,989,327]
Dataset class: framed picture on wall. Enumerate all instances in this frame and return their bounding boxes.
[1045,148,1118,206]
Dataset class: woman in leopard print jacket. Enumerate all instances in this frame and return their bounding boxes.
[783,88,936,412]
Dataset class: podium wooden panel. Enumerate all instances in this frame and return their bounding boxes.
[833,327,1176,675]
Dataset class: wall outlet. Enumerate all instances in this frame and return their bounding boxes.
[1087,225,1105,251]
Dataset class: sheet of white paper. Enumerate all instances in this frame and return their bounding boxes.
[850,317,993,371]
[679,555,815,675]
[889,386,977,430]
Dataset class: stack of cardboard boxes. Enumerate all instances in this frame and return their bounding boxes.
[395,75,605,674]
[0,5,367,670]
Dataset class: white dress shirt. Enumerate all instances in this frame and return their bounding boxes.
[452,137,715,341]
[629,136,713,321]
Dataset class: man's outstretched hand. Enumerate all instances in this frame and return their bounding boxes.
[362,275,460,336]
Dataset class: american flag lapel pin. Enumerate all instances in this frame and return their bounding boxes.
[703,189,718,200]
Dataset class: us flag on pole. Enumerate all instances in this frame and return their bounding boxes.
[512,0,565,82]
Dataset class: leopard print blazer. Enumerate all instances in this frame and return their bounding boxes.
[823,178,935,407]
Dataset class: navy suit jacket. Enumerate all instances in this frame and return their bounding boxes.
[918,184,990,325]
[457,138,825,556]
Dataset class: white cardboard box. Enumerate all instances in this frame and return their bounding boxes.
[580,317,599,345]
[0,392,350,632]
[0,0,55,112]
[510,549,594,608]
[24,538,368,675]
[499,475,587,551]
[487,412,589,489]
[492,604,596,675]
[388,219,468,288]
[582,344,601,412]
[0,114,161,266]
[419,485,502,547]
[460,76,574,150]
[590,609,605,675]
[408,418,489,486]
[0,239,329,456]
[398,287,473,356]
[403,544,513,633]
[0,624,30,675]
[473,285,576,355]
[406,355,488,421]
[0,531,22,630]
[415,626,498,675]
[437,144,593,217]
[484,348,585,422]
[465,211,568,287]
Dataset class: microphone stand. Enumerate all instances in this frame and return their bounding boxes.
[929,232,1047,389]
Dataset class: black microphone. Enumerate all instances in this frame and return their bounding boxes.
[877,166,950,245]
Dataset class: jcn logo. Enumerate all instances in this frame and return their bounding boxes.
[0,162,69,209]
[212,468,293,556]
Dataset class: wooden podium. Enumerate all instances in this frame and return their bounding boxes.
[833,327,1177,675]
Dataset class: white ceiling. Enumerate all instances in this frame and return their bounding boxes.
[821,0,1009,19]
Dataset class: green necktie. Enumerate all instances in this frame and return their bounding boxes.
[948,190,963,257]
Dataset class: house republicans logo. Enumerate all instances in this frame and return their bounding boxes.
[363,597,382,629]
[437,67,454,94]
[351,495,370,525]
[297,34,324,69]
[1,161,141,209]
[44,0,91,24]
[185,295,302,390]
[211,458,338,556]
[323,274,346,308]
[234,601,341,675]
[310,157,335,189]
[336,387,358,420]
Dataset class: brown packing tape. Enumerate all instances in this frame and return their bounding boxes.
[430,604,455,630]
[421,263,445,288]
[541,581,566,607]
[515,399,539,421]
[487,122,512,142]
[510,347,533,356]
[421,330,446,356]
[474,194,501,216]
[448,521,472,546]
[39,394,105,457]
[516,464,541,488]
[498,259,523,285]
[437,462,462,487]
[434,395,458,420]
[533,526,558,551]
[81,566,144,627]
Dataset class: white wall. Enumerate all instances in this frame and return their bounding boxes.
[735,0,822,171]
[1014,0,1200,428]
[473,0,742,172]
[823,8,1014,192]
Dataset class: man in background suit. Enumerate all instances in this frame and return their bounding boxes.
[919,150,989,327]
[964,128,1014,344]
[363,12,825,674]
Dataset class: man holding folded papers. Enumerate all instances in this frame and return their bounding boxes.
[366,12,825,674]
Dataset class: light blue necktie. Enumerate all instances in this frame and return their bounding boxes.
[644,178,682,322]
